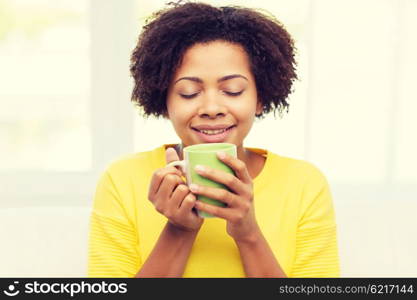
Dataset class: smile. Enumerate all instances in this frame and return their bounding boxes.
[198,128,229,135]
[192,125,235,143]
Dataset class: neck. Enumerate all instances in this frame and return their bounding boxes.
[174,143,184,160]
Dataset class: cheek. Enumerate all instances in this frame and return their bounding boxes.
[231,99,258,120]
[167,101,195,124]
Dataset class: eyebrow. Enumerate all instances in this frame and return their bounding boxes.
[174,74,248,84]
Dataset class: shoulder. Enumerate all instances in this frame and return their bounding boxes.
[275,153,329,191]
[252,147,328,185]
[267,152,335,220]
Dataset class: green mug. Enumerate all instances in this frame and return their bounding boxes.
[166,143,237,218]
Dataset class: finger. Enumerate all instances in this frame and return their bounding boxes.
[153,174,183,208]
[194,200,238,221]
[189,184,237,207]
[165,147,180,164]
[194,165,246,195]
[170,183,190,209]
[166,146,187,176]
[216,151,252,184]
[178,193,197,214]
[148,167,183,198]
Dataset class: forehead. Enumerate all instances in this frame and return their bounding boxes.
[174,40,252,78]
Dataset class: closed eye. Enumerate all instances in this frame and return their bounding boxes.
[180,90,243,98]
[224,90,243,96]
[180,93,199,99]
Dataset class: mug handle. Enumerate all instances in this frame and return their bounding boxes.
[166,160,187,174]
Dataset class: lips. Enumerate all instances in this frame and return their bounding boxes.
[191,125,236,143]
[192,124,235,130]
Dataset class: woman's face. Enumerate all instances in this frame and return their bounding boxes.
[166,40,262,148]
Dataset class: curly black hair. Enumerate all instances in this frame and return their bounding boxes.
[130,0,297,119]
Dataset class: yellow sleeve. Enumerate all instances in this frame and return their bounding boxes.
[290,165,340,277]
[87,171,142,277]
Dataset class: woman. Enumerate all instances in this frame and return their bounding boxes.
[88,1,340,278]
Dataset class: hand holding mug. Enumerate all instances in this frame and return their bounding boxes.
[147,147,203,232]
[190,151,261,243]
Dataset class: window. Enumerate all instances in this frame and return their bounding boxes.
[1,0,137,207]
[0,0,91,172]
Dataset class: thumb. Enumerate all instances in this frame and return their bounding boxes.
[165,147,180,164]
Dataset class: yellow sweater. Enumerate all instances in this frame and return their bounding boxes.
[88,144,340,277]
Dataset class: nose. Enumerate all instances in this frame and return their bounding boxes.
[197,91,227,119]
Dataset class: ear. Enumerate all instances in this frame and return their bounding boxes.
[161,108,170,119]
[255,100,263,117]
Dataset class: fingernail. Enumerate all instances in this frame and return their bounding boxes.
[195,165,205,173]
[189,183,199,192]
[217,151,226,159]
